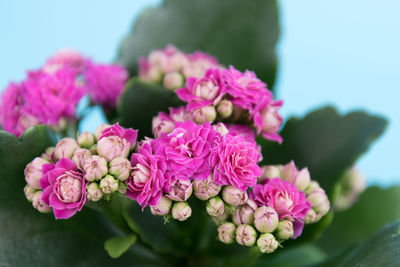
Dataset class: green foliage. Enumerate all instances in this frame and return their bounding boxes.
[105,234,137,259]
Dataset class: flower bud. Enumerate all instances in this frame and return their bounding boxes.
[100,175,119,194]
[166,179,193,201]
[89,144,98,155]
[254,206,279,233]
[193,175,221,201]
[294,168,311,191]
[206,196,225,217]
[305,181,321,195]
[94,123,111,140]
[213,123,229,136]
[212,213,229,225]
[152,115,175,138]
[224,204,237,216]
[54,138,79,160]
[171,201,192,221]
[108,157,131,181]
[150,196,172,216]
[86,182,103,202]
[260,104,282,134]
[304,208,317,224]
[117,182,128,195]
[77,131,95,148]
[41,147,55,162]
[232,199,257,225]
[222,185,248,206]
[32,191,51,213]
[24,184,37,202]
[25,157,49,189]
[97,135,131,162]
[276,220,294,240]
[218,222,236,244]
[163,72,184,90]
[313,198,330,217]
[83,155,108,182]
[257,233,279,254]
[307,190,328,208]
[236,224,257,247]
[194,79,219,101]
[217,99,233,118]
[260,165,282,181]
[72,148,91,169]
[193,106,216,124]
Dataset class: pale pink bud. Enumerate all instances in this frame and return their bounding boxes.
[166,179,193,201]
[260,165,282,181]
[168,52,189,72]
[295,168,311,191]
[32,191,51,213]
[305,181,321,195]
[304,208,317,224]
[193,106,216,124]
[97,135,131,162]
[25,157,49,189]
[236,224,257,247]
[193,175,221,201]
[194,79,219,101]
[280,161,298,183]
[313,197,330,217]
[72,148,91,169]
[94,123,111,140]
[109,157,131,181]
[56,172,83,203]
[233,199,258,225]
[217,99,233,118]
[54,138,79,161]
[100,175,119,194]
[206,196,225,217]
[148,50,166,67]
[41,147,55,162]
[89,144,98,155]
[213,123,229,136]
[276,220,294,240]
[307,190,328,208]
[222,185,248,206]
[163,72,184,90]
[152,116,175,138]
[144,66,163,83]
[257,233,278,254]
[171,202,192,221]
[86,182,103,202]
[254,206,279,233]
[83,155,108,182]
[218,222,236,244]
[24,184,37,202]
[260,104,282,134]
[150,196,173,216]
[77,131,95,148]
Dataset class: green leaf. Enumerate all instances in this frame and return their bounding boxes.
[317,186,400,253]
[117,0,280,89]
[317,220,400,266]
[259,106,387,195]
[117,78,181,138]
[105,234,137,259]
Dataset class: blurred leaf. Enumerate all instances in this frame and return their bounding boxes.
[117,0,279,89]
[317,220,400,266]
[259,106,387,195]
[105,234,137,259]
[117,78,181,138]
[317,186,400,252]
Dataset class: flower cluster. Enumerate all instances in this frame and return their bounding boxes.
[0,50,128,136]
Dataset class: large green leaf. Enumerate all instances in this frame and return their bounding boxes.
[105,234,138,259]
[117,0,279,89]
[317,186,400,253]
[317,220,400,266]
[259,106,387,195]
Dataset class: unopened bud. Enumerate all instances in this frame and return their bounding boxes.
[25,157,49,189]
[294,168,311,191]
[217,100,233,118]
[233,199,257,225]
[77,131,95,148]
[304,208,317,224]
[118,182,128,195]
[83,155,108,182]
[212,213,229,225]
[166,179,193,201]
[109,157,131,181]
[218,222,236,244]
[24,184,37,202]
[163,72,184,90]
[236,224,257,247]
[193,175,221,201]
[305,181,321,195]
[206,196,225,217]
[193,106,216,124]
[94,123,111,140]
[213,123,229,136]
[54,138,79,160]
[222,185,248,206]
[32,191,51,213]
[100,175,119,194]
[254,206,279,233]
[257,233,279,254]
[150,196,173,216]
[260,165,282,181]
[171,202,192,221]
[276,220,294,240]
[41,147,55,162]
[72,148,91,169]
[86,182,103,201]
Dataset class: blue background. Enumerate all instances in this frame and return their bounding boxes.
[1,0,398,186]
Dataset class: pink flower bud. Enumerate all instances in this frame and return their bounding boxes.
[213,123,229,136]
[77,131,95,148]
[150,196,172,216]
[83,155,108,182]
[295,168,311,191]
[144,66,163,83]
[193,175,221,201]
[206,196,225,217]
[109,157,132,181]
[152,115,175,138]
[233,199,258,225]
[218,222,236,244]
[280,161,298,182]
[72,148,91,169]
[166,179,193,201]
[89,144,98,155]
[236,224,257,247]
[55,172,84,204]
[304,208,317,224]
[276,220,294,240]
[24,184,36,202]
[94,123,111,140]
[86,182,103,202]
[217,99,233,118]
[163,72,184,90]
[194,79,219,101]
[97,135,131,162]
[25,157,49,189]
[32,191,52,213]
[307,190,328,209]
[313,198,330,217]
[254,206,279,233]
[100,175,119,194]
[222,185,248,206]
[193,106,216,124]
[41,147,55,163]
[260,103,282,135]
[260,165,282,181]
[54,138,79,161]
[257,233,278,254]
[305,181,321,195]
[171,201,192,221]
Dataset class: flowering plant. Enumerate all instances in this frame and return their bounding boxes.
[0,1,397,267]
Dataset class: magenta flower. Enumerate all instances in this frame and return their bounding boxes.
[253,100,283,143]
[211,133,261,191]
[126,143,169,208]
[226,124,256,143]
[39,158,86,219]
[45,49,91,73]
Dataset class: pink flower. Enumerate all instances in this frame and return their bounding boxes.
[211,133,261,191]
[166,179,193,201]
[253,100,283,143]
[46,49,91,73]
[39,158,86,219]
[126,143,168,208]
[152,121,218,181]
[85,63,128,108]
[250,178,311,238]
[226,124,256,143]
[183,51,220,78]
